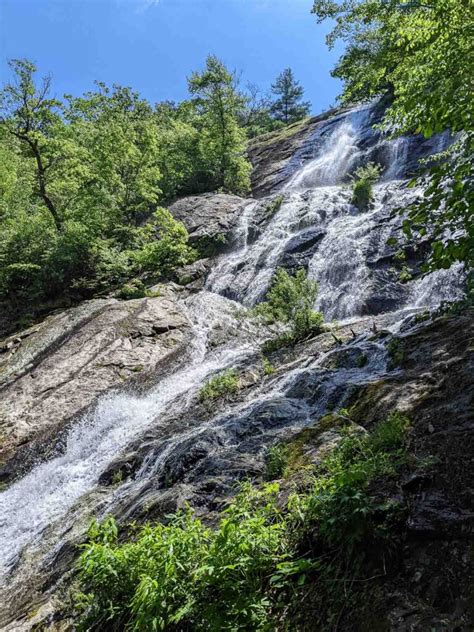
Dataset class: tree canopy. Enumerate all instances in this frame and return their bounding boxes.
[270,68,311,124]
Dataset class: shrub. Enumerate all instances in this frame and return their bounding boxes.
[135,208,196,276]
[76,412,410,631]
[264,443,290,480]
[0,262,43,300]
[117,279,147,300]
[351,162,381,210]
[198,368,239,404]
[76,483,285,632]
[254,268,324,350]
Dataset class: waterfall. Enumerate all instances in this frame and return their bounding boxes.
[0,102,464,602]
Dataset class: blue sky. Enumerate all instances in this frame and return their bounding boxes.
[0,0,343,115]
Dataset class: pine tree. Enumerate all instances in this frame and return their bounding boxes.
[270,68,311,124]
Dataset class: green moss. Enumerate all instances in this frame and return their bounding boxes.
[250,117,310,149]
[263,194,284,218]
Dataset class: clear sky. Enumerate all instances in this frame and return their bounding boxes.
[0,0,343,115]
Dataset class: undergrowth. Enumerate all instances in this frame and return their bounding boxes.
[253,268,324,353]
[75,411,410,631]
[198,368,240,405]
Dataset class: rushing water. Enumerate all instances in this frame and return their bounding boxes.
[0,103,464,600]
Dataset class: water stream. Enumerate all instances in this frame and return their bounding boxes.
[0,103,464,606]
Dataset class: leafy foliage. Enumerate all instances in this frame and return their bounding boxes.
[311,0,474,274]
[188,55,251,195]
[350,162,381,210]
[0,57,251,310]
[198,368,240,405]
[254,268,324,350]
[76,412,410,631]
[270,68,311,124]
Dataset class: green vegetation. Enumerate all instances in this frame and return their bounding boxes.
[312,0,473,276]
[198,368,240,405]
[188,55,251,195]
[350,162,381,211]
[398,265,412,284]
[270,68,311,125]
[0,56,247,312]
[76,411,409,631]
[262,357,276,376]
[263,194,284,218]
[264,443,290,480]
[253,268,324,352]
[387,338,405,368]
[240,68,311,138]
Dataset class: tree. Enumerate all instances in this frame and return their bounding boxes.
[239,83,282,138]
[312,0,474,278]
[188,55,251,194]
[0,59,64,231]
[270,68,311,124]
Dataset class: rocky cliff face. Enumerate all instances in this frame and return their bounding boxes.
[0,102,471,631]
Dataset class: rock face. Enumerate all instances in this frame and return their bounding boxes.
[169,193,251,256]
[0,294,191,478]
[0,99,470,632]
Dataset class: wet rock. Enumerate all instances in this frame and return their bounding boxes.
[407,492,474,536]
[175,258,213,288]
[0,294,192,473]
[279,227,326,272]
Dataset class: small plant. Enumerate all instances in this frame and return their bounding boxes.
[117,278,147,300]
[262,358,276,376]
[111,470,123,485]
[264,443,290,480]
[398,265,412,283]
[414,309,430,323]
[387,338,404,368]
[264,194,284,217]
[75,411,410,631]
[254,268,324,352]
[198,368,239,404]
[350,162,381,211]
[393,249,407,263]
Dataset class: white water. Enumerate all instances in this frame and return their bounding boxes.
[0,292,258,575]
[0,102,464,588]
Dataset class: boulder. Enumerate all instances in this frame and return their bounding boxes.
[169,193,251,256]
[0,294,191,472]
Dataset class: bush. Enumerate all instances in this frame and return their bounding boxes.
[76,412,410,631]
[135,208,196,276]
[198,368,240,404]
[254,268,324,350]
[351,162,381,210]
[264,443,290,480]
[0,262,43,300]
[76,483,285,631]
[117,279,147,300]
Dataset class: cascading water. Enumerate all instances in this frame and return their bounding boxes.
[0,292,258,577]
[0,102,465,620]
